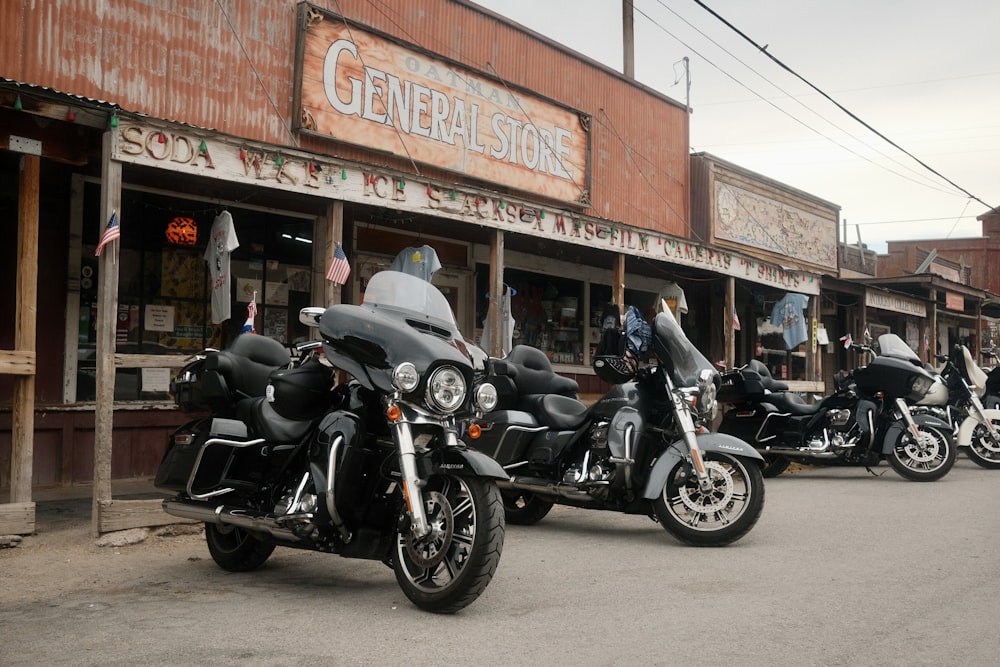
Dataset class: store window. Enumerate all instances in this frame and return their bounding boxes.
[76,185,313,402]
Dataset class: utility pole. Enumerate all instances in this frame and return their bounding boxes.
[623,0,634,78]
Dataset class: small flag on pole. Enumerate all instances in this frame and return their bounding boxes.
[840,333,853,350]
[95,210,120,256]
[326,243,351,285]
[732,307,741,331]
[240,291,257,335]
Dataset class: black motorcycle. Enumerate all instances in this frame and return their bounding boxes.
[156,270,507,613]
[717,333,955,481]
[466,305,765,547]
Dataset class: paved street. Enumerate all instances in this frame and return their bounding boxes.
[2,456,999,666]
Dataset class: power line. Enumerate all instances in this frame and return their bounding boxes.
[689,0,998,213]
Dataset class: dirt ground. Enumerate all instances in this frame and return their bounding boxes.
[0,484,209,605]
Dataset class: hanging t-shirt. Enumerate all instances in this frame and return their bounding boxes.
[770,292,810,349]
[657,282,689,324]
[205,210,239,324]
[390,245,441,282]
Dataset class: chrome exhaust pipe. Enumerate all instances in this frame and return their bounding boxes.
[497,476,594,501]
[163,499,300,542]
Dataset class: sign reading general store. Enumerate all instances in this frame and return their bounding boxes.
[293,3,591,206]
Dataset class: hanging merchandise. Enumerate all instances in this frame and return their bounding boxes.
[770,292,810,349]
[205,210,239,324]
[390,244,441,282]
[624,305,652,355]
[657,281,688,324]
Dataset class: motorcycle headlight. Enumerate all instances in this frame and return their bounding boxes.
[697,368,719,419]
[910,374,933,397]
[426,365,467,414]
[474,382,498,413]
[392,362,420,393]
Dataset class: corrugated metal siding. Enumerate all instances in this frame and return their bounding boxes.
[3,0,689,237]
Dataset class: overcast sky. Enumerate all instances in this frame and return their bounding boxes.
[472,0,1000,252]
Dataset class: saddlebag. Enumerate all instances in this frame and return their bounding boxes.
[468,410,541,466]
[155,418,276,495]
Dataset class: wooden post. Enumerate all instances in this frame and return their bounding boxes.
[92,131,122,537]
[724,277,735,369]
[613,254,626,320]
[318,200,344,307]
[487,230,504,358]
[4,153,40,535]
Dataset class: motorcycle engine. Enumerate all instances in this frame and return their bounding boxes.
[826,408,852,428]
[560,420,616,500]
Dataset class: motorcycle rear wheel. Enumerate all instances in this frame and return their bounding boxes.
[204,523,276,572]
[500,490,554,525]
[653,452,764,547]
[761,455,791,478]
[393,475,505,614]
[888,424,955,481]
[967,421,1000,469]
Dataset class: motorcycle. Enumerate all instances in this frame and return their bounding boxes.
[717,333,955,481]
[155,269,507,613]
[913,344,1000,469]
[466,303,765,547]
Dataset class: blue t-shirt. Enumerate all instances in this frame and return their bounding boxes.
[770,292,810,349]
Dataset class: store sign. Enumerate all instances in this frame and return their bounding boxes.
[946,291,964,311]
[293,4,590,205]
[111,123,820,295]
[865,289,927,317]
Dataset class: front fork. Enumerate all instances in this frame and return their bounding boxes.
[966,393,1000,439]
[387,398,457,539]
[672,391,714,493]
[895,397,926,441]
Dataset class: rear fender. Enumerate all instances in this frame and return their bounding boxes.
[641,433,762,500]
[881,412,952,454]
[956,408,1000,447]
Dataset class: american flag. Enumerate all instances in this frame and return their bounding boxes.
[240,291,257,335]
[326,243,351,285]
[840,333,853,349]
[95,210,120,256]
[732,307,741,331]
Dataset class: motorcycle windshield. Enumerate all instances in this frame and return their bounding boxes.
[652,305,717,388]
[877,334,920,362]
[361,270,462,339]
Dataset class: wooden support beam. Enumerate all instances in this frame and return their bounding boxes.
[0,350,36,375]
[319,200,344,307]
[487,230,504,358]
[10,153,39,520]
[92,132,122,537]
[725,277,735,369]
[0,503,36,535]
[96,499,193,533]
[613,254,626,319]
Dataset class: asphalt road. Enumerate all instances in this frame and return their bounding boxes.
[2,457,999,666]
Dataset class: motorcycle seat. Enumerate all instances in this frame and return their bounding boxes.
[519,393,589,430]
[207,334,291,398]
[506,345,579,398]
[238,396,315,443]
[746,359,789,392]
[763,392,821,416]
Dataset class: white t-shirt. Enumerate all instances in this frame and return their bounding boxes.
[205,211,240,324]
[657,282,688,323]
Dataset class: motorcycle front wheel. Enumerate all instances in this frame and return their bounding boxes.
[652,452,764,547]
[967,421,1000,469]
[393,475,505,614]
[888,423,955,481]
[204,523,276,572]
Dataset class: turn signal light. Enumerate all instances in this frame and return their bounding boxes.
[467,423,482,439]
[387,405,402,422]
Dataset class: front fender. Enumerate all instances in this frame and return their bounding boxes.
[641,433,763,500]
[956,409,1000,446]
[881,412,953,454]
[422,446,508,480]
